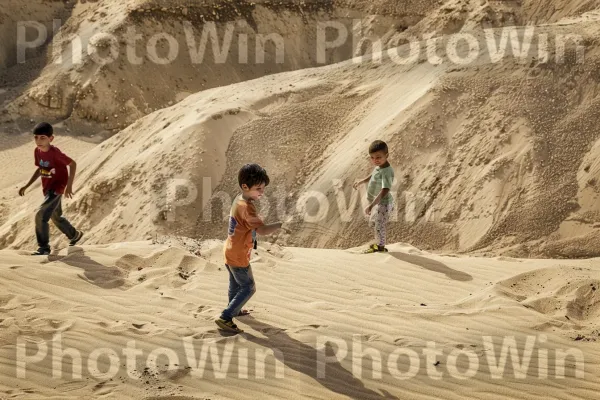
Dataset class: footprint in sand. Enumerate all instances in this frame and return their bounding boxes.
[16,317,74,336]
[161,366,193,382]
[118,251,212,274]
[251,256,276,269]
[350,288,374,297]
[128,322,151,334]
[291,324,326,333]
[54,381,89,392]
[533,320,570,331]
[196,305,211,313]
[193,305,217,321]
[261,243,293,261]
[191,331,221,340]
[93,380,119,396]
[69,305,98,315]
[76,265,128,289]
[407,249,423,255]
[454,343,485,357]
[128,322,167,336]
[94,320,129,334]
[0,294,15,308]
[19,302,37,311]
[181,302,198,312]
[115,254,147,270]
[359,333,381,342]
[143,396,204,400]
[393,338,422,348]
[48,319,75,331]
[6,388,37,396]
[259,327,287,335]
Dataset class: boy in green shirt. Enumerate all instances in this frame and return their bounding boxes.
[353,140,395,253]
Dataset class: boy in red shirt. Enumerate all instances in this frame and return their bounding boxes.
[18,122,83,255]
[215,164,283,333]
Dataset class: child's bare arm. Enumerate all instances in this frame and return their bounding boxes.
[256,223,283,236]
[365,188,390,215]
[19,169,41,196]
[353,175,371,189]
[65,160,77,198]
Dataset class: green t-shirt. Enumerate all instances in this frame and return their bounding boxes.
[367,165,394,205]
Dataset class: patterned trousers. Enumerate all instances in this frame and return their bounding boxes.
[369,203,393,246]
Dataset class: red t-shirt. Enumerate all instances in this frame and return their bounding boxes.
[34,146,73,195]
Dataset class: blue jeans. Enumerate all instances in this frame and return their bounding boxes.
[220,265,256,321]
[35,190,77,250]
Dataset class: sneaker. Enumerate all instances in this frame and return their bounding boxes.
[215,318,244,333]
[363,244,388,254]
[32,248,51,256]
[69,230,84,246]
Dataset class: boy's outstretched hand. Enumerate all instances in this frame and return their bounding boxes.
[64,186,75,199]
[352,179,362,190]
[18,187,26,196]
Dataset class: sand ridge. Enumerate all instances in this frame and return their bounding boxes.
[0,241,598,399]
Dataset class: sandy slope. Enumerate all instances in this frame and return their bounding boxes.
[3,1,600,256]
[3,19,600,256]
[10,0,596,133]
[0,241,598,399]
[2,0,437,132]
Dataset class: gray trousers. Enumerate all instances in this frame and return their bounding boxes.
[35,190,77,250]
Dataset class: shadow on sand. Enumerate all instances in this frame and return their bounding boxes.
[388,252,472,282]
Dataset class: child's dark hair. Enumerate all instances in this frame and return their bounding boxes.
[369,140,388,154]
[33,122,54,137]
[238,163,270,188]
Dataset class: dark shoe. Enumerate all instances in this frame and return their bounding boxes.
[32,248,51,256]
[215,318,244,333]
[69,230,84,246]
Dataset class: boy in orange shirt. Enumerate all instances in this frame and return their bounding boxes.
[215,164,283,333]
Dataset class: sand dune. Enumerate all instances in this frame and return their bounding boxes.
[3,20,600,255]
[2,0,438,133]
[2,1,600,255]
[0,241,598,399]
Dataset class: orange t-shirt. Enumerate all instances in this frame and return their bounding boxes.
[224,195,265,267]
